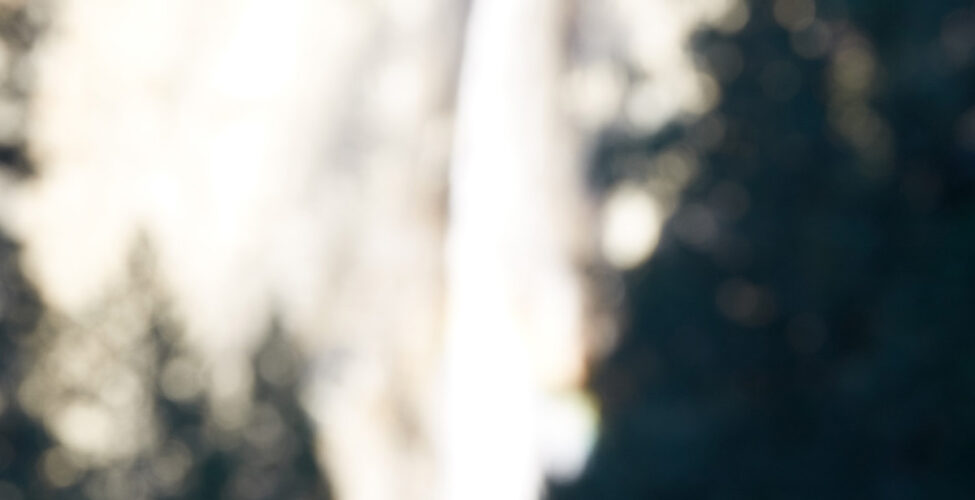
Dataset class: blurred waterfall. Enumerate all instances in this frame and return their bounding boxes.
[0,0,743,498]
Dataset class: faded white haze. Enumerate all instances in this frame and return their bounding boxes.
[0,0,745,499]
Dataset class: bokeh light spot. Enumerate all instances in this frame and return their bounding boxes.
[601,184,662,270]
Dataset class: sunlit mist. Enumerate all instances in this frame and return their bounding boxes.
[0,0,743,499]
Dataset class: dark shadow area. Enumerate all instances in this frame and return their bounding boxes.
[0,231,53,500]
[0,2,44,178]
[553,0,975,497]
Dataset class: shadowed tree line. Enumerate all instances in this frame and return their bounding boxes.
[0,240,331,500]
[553,0,975,498]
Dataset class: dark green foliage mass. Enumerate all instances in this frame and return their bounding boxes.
[553,0,975,498]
